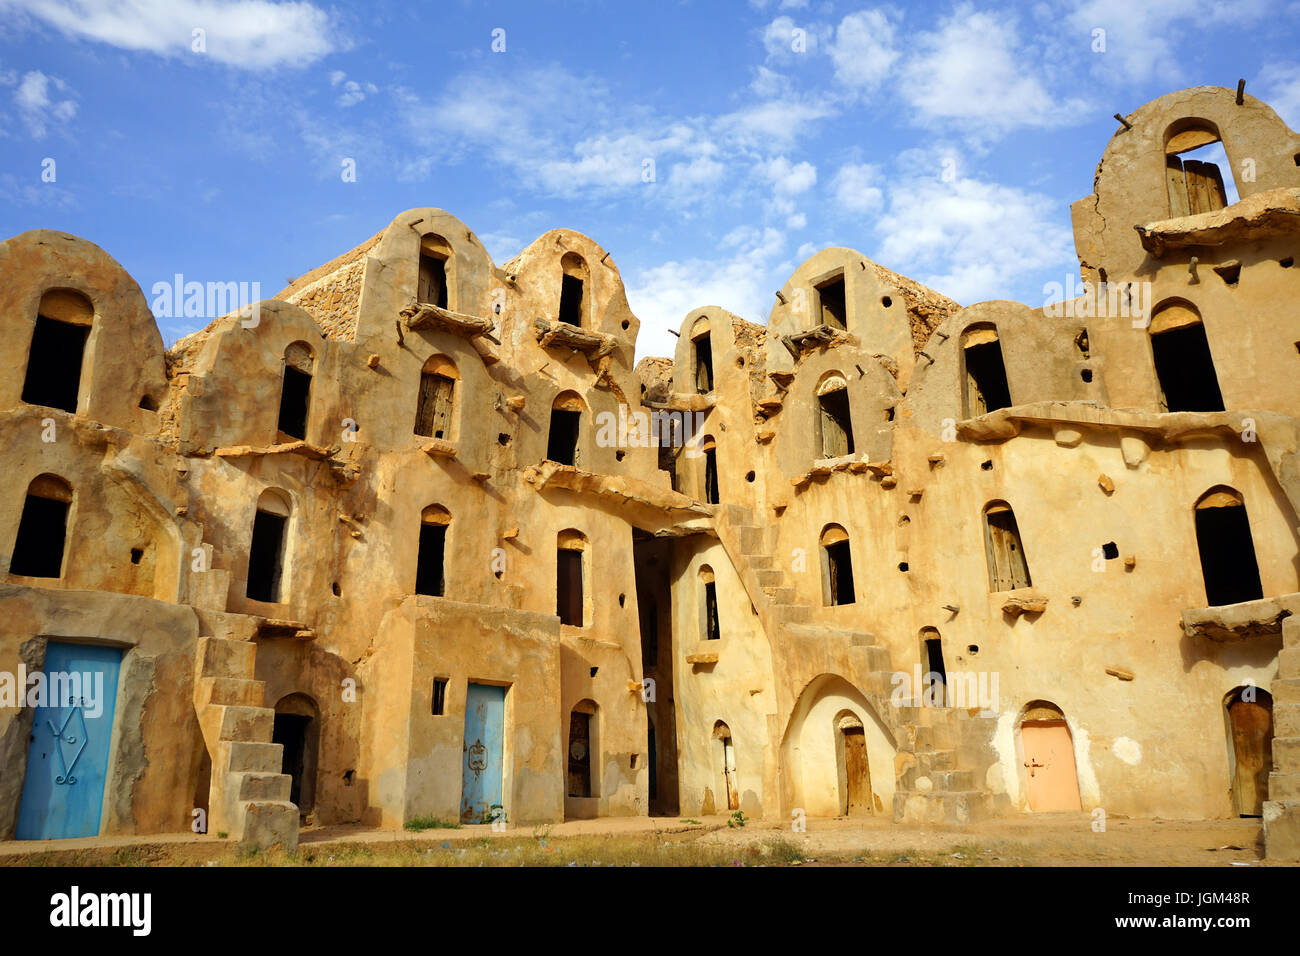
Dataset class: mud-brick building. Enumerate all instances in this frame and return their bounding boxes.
[2,85,1299,858]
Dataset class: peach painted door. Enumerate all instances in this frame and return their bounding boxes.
[1021,720,1082,811]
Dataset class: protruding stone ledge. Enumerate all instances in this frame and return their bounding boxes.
[1181,594,1297,642]
[1000,589,1048,617]
[533,317,617,356]
[401,302,495,337]
[1135,187,1300,258]
[256,618,315,640]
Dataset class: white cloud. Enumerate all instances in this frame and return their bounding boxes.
[761,15,822,59]
[900,5,1084,138]
[13,70,76,138]
[1067,0,1268,84]
[874,174,1074,305]
[626,227,788,360]
[714,97,833,150]
[827,9,900,94]
[1257,62,1300,130]
[756,156,817,195]
[830,163,884,214]
[330,71,377,107]
[8,0,338,69]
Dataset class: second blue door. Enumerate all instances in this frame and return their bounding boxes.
[460,682,505,824]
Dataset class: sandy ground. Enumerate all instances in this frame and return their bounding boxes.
[0,813,1282,866]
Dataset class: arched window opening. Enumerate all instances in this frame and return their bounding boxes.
[1225,686,1273,817]
[247,489,291,603]
[921,627,947,701]
[272,694,320,813]
[702,436,719,504]
[418,233,451,309]
[277,342,314,441]
[568,700,598,797]
[820,524,855,606]
[1165,120,1238,217]
[1150,302,1224,413]
[1195,487,1263,606]
[559,252,587,326]
[713,720,739,811]
[23,290,93,414]
[699,565,720,641]
[557,530,586,626]
[10,474,73,578]
[816,273,847,330]
[414,355,457,440]
[961,324,1011,417]
[691,317,714,393]
[983,501,1031,591]
[547,392,583,466]
[416,505,450,597]
[817,374,854,458]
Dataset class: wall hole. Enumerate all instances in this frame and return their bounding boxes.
[130,548,144,565]
[1101,541,1119,559]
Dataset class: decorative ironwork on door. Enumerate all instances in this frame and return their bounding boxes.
[48,699,90,786]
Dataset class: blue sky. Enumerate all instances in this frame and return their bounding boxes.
[1,0,1297,360]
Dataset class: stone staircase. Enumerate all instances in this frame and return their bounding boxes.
[193,635,299,852]
[1265,616,1300,859]
[713,502,998,823]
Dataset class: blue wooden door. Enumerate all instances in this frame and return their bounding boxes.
[16,642,122,839]
[460,683,505,824]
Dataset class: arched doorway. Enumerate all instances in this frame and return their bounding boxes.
[835,711,872,816]
[272,694,320,815]
[713,721,739,811]
[1225,687,1273,817]
[1019,701,1082,812]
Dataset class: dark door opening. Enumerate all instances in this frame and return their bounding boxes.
[557,549,583,626]
[1196,501,1263,606]
[825,540,855,606]
[559,275,584,325]
[703,446,719,504]
[964,340,1012,415]
[415,523,447,596]
[22,315,89,414]
[418,253,449,309]
[925,636,948,699]
[647,724,657,801]
[817,275,848,330]
[247,510,287,602]
[10,493,70,578]
[273,713,311,807]
[1153,323,1225,412]
[277,366,312,440]
[567,711,591,797]
[704,581,720,640]
[547,408,581,465]
[694,336,714,393]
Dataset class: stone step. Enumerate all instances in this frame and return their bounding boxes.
[901,766,975,791]
[197,676,266,709]
[1280,647,1300,680]
[914,749,957,773]
[893,789,991,825]
[772,604,811,624]
[219,705,275,742]
[221,740,284,775]
[1268,772,1300,802]
[1272,737,1300,774]
[197,636,257,680]
[746,554,775,571]
[738,525,768,554]
[1263,801,1300,860]
[1276,704,1300,739]
[915,724,958,751]
[763,586,795,604]
[1283,615,1300,649]
[239,800,300,854]
[755,568,783,588]
[234,771,292,803]
[1272,679,1300,707]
